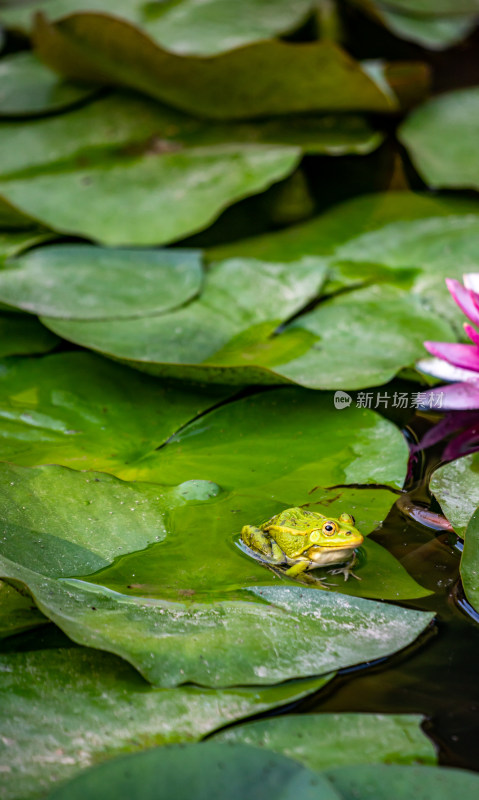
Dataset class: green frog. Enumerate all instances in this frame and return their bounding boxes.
[241,507,364,581]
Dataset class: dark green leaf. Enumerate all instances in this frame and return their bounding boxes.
[325,763,479,800]
[0,580,47,639]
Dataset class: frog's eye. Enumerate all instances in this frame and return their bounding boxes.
[339,513,355,526]
[322,521,337,536]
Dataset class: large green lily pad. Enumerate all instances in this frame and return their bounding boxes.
[325,764,479,800]
[213,713,437,768]
[399,88,479,191]
[0,352,230,474]
[0,230,52,261]
[0,460,433,686]
[2,0,314,55]
[0,361,429,602]
[0,51,96,116]
[33,12,405,118]
[0,580,47,639]
[1,244,203,319]
[0,647,333,800]
[43,280,453,389]
[430,455,479,536]
[43,743,339,800]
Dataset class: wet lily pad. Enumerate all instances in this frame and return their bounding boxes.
[43,281,453,389]
[213,712,437,768]
[0,580,47,639]
[399,88,479,191]
[0,647,333,800]
[43,743,338,800]
[2,0,314,55]
[0,314,59,357]
[430,455,479,535]
[0,51,96,116]
[461,508,479,615]
[0,230,52,261]
[33,12,405,118]
[0,244,203,320]
[0,461,433,686]
[325,763,479,800]
[0,352,230,474]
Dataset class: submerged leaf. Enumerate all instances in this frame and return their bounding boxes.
[0,314,59,357]
[325,763,479,800]
[42,743,339,800]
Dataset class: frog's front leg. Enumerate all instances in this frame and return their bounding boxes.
[241,525,286,566]
[328,552,362,581]
[284,561,310,577]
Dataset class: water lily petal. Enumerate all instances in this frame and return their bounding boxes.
[424,341,479,372]
[412,410,479,452]
[443,423,479,461]
[464,323,479,347]
[463,273,479,294]
[419,382,479,411]
[446,278,479,327]
[416,357,479,384]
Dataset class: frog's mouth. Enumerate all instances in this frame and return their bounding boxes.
[314,536,363,549]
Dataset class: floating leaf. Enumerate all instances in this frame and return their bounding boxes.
[43,743,339,800]
[0,230,52,261]
[0,352,230,474]
[0,580,47,639]
[33,12,404,118]
[0,461,433,687]
[2,0,314,55]
[0,314,59,357]
[0,647,332,800]
[461,507,479,614]
[0,51,96,116]
[352,0,477,50]
[213,713,437,768]
[1,244,203,320]
[43,281,453,389]
[399,89,479,191]
[430,454,479,535]
[325,763,479,800]
[369,0,479,13]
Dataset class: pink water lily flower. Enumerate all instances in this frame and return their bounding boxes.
[418,274,479,410]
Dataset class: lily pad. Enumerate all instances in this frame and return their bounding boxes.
[43,281,453,389]
[399,88,479,191]
[352,1,477,50]
[0,244,203,320]
[0,462,433,687]
[0,580,47,639]
[2,0,314,55]
[461,507,479,614]
[0,230,52,261]
[0,647,333,800]
[0,351,230,474]
[33,12,405,118]
[430,454,479,535]
[213,713,437,768]
[43,743,339,800]
[0,51,96,116]
[0,92,382,179]
[325,763,479,800]
[0,313,59,357]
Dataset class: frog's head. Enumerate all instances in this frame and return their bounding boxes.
[306,512,364,549]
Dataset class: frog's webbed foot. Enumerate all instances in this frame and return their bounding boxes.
[328,554,361,582]
[298,571,334,588]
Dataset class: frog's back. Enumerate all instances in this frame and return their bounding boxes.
[265,507,324,532]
